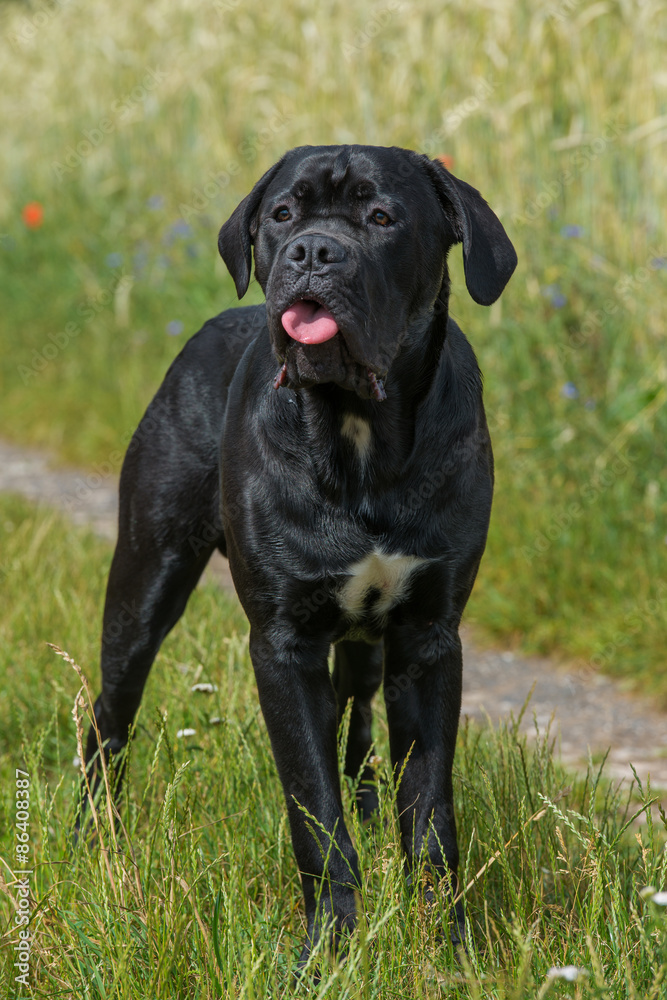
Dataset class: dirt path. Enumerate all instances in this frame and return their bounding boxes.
[2,437,665,792]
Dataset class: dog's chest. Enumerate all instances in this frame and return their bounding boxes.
[338,547,427,620]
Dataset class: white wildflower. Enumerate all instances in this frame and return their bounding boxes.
[176,728,196,739]
[547,966,587,982]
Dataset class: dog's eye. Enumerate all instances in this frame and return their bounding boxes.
[274,207,291,222]
[370,209,392,227]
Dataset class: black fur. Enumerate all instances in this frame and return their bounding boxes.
[85,144,517,966]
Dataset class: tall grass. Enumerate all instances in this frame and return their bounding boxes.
[0,10,666,666]
[2,1,666,694]
[0,496,666,997]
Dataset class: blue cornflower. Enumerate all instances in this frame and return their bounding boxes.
[163,219,193,245]
[542,284,567,308]
[171,219,192,237]
[105,252,123,268]
[560,382,579,399]
[561,225,584,238]
[166,320,184,336]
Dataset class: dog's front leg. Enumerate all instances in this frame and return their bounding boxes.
[383,621,465,943]
[248,627,361,967]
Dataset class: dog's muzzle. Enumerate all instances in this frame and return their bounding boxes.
[273,330,388,401]
[267,234,389,400]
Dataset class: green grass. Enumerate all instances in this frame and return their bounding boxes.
[0,494,666,997]
[2,4,667,983]
[1,0,667,697]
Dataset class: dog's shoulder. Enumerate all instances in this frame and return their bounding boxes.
[200,302,268,340]
[132,304,269,463]
[179,303,267,367]
[156,303,267,395]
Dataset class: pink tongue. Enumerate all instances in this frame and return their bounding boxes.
[281,301,339,344]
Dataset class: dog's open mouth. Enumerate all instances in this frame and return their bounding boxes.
[274,298,387,401]
[281,299,339,345]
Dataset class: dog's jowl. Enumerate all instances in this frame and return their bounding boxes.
[85,145,517,966]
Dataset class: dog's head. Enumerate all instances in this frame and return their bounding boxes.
[218,145,517,399]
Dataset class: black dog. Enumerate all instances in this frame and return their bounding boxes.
[85,144,516,965]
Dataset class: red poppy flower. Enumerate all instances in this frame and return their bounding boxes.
[437,154,454,171]
[22,202,44,228]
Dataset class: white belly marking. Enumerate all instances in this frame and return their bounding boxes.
[341,414,372,462]
[339,548,427,618]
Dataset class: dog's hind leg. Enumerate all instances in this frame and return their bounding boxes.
[332,640,383,821]
[83,421,224,794]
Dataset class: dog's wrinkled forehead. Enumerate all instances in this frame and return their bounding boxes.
[259,145,432,217]
[219,143,517,308]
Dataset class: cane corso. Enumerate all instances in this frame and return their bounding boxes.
[85,144,517,965]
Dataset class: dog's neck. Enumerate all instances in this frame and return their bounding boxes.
[295,306,452,496]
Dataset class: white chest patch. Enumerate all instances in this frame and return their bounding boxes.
[341,414,372,462]
[339,548,428,619]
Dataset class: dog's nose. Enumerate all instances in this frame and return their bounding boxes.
[285,234,346,272]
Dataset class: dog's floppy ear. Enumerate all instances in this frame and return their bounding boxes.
[422,156,517,306]
[218,157,286,298]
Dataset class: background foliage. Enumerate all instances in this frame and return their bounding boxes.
[2,0,666,693]
[1,0,666,994]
